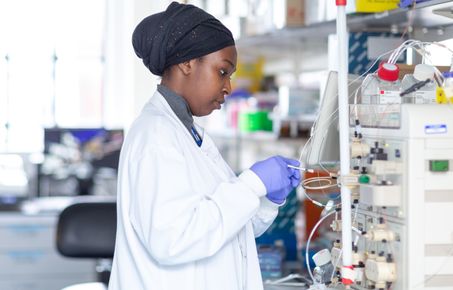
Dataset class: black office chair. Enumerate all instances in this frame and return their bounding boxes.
[56,201,117,290]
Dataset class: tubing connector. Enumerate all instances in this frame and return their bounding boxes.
[341,265,355,285]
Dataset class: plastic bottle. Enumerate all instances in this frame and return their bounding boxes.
[312,248,334,285]
[443,71,453,102]
[401,64,436,104]
[361,63,401,104]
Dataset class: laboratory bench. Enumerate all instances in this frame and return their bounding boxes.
[0,196,115,290]
[3,196,310,290]
[264,286,306,290]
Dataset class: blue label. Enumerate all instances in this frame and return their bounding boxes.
[425,124,447,134]
[190,126,203,147]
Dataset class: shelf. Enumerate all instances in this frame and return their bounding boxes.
[348,0,453,31]
[236,0,453,50]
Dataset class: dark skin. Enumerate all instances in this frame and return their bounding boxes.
[161,45,237,117]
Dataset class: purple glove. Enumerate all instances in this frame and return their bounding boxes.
[250,156,301,204]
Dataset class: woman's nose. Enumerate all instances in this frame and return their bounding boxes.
[223,79,231,96]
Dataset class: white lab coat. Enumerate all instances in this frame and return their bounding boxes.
[108,91,280,290]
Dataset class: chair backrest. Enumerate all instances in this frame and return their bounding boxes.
[56,202,117,259]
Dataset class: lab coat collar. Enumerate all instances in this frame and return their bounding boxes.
[145,91,207,149]
[157,84,194,133]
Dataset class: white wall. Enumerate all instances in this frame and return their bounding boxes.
[103,0,173,130]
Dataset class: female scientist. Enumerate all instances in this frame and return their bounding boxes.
[108,2,301,290]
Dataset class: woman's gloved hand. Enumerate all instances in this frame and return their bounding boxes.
[250,156,301,204]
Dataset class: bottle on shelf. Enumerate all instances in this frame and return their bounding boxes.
[401,64,436,104]
[442,71,453,103]
[361,63,401,105]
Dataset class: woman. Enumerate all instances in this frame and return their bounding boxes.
[108,2,301,290]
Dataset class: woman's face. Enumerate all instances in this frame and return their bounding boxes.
[184,45,237,117]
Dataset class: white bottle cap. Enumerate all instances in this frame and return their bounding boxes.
[313,248,332,267]
[413,64,434,81]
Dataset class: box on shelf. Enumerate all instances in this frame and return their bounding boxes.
[351,0,400,13]
[326,0,400,20]
[233,56,264,93]
[397,64,450,80]
[281,0,305,27]
[239,111,273,132]
[272,0,306,29]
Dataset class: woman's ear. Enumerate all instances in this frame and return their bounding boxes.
[177,60,194,75]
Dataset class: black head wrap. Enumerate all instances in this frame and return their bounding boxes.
[132,1,235,76]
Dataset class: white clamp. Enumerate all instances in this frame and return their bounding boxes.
[338,174,359,188]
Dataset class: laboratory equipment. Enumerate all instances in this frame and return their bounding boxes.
[312,249,334,285]
[361,63,401,105]
[299,38,453,289]
[302,71,362,170]
[39,128,123,197]
[287,164,315,173]
[313,104,453,290]
[400,64,437,104]
[342,104,453,289]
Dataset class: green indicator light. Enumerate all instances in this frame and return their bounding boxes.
[429,160,449,172]
[359,175,370,184]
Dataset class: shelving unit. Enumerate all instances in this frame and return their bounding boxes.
[237,0,453,53]
[213,0,453,171]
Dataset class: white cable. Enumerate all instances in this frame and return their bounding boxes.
[351,226,362,235]
[331,249,343,282]
[305,210,337,283]
[302,176,338,190]
[266,273,307,285]
[353,203,359,222]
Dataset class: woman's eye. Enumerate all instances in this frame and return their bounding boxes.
[220,69,228,77]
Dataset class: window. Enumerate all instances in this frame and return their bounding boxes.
[0,0,106,153]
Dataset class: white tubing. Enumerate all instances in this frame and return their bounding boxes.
[336,5,352,268]
[305,210,337,283]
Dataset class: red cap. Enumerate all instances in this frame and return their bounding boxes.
[377,63,399,82]
[336,0,347,5]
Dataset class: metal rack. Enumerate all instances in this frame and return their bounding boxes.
[236,0,453,51]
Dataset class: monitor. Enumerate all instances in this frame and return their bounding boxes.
[39,128,124,196]
[43,128,123,169]
[302,71,362,170]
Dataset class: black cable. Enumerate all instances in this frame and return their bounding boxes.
[399,79,431,97]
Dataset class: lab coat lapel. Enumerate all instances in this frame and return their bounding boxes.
[150,91,234,181]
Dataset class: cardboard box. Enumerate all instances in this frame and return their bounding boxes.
[273,0,305,28]
[397,64,449,80]
[285,0,305,27]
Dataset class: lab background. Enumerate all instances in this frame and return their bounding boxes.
[1,0,453,289]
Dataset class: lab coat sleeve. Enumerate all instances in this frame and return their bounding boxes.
[251,197,281,237]
[128,147,267,266]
